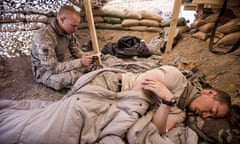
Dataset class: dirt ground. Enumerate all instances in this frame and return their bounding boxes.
[0,31,240,104]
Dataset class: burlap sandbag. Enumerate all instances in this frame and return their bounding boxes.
[129,26,148,32]
[69,0,110,9]
[121,19,139,27]
[123,9,142,19]
[191,19,205,28]
[24,22,46,31]
[139,10,163,22]
[110,24,126,30]
[95,23,127,30]
[103,16,122,24]
[95,23,113,29]
[203,13,218,23]
[214,31,225,39]
[80,8,105,17]
[85,16,104,23]
[147,27,162,32]
[0,22,25,32]
[25,14,49,23]
[102,7,126,18]
[216,31,240,46]
[191,31,208,40]
[216,18,240,34]
[198,23,215,33]
[0,12,25,23]
[78,22,89,29]
[139,19,160,27]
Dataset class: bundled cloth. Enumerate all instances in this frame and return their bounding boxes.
[101,35,151,58]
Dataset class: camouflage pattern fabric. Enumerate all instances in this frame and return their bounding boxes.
[69,0,111,9]
[186,104,240,144]
[31,19,87,90]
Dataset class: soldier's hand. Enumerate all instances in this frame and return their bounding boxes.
[80,53,93,66]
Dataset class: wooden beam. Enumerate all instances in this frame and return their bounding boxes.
[184,3,197,11]
[192,0,240,6]
[83,0,102,64]
[163,0,182,64]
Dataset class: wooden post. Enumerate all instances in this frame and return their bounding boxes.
[163,0,182,64]
[83,0,102,64]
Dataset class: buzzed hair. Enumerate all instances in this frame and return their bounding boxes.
[214,88,232,111]
[57,5,80,17]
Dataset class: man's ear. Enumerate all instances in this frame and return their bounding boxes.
[208,89,217,96]
[202,89,216,96]
[60,16,65,23]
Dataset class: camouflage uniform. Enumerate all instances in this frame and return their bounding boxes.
[31,19,86,90]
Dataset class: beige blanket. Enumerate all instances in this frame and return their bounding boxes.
[0,68,198,144]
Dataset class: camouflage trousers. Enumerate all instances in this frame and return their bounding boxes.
[42,70,83,90]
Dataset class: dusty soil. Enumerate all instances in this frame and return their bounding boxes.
[0,32,240,104]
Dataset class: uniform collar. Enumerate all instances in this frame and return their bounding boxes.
[50,18,68,37]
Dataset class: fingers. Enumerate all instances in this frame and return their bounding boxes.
[81,55,93,66]
[141,78,166,97]
[142,79,160,90]
[142,78,174,100]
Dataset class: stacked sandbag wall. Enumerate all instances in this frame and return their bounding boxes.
[0,0,188,58]
[190,8,240,49]
[79,7,164,32]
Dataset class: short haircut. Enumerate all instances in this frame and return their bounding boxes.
[57,5,79,17]
[214,88,232,110]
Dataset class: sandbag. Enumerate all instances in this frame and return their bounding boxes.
[203,13,218,23]
[103,16,122,24]
[121,19,139,27]
[124,9,142,19]
[0,12,25,23]
[25,14,49,23]
[140,10,163,22]
[147,27,162,32]
[80,8,105,17]
[216,18,240,34]
[216,32,240,46]
[85,16,104,23]
[102,7,126,18]
[129,26,148,32]
[139,19,160,27]
[191,19,206,28]
[95,23,126,30]
[198,23,215,33]
[191,31,208,41]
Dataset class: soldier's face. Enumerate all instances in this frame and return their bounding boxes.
[61,14,80,34]
[189,89,229,118]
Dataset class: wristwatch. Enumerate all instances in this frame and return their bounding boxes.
[161,98,177,106]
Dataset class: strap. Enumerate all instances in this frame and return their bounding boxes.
[209,0,240,55]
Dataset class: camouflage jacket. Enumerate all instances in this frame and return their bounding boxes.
[31,19,83,82]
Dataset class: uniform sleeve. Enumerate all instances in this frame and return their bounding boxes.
[68,34,82,58]
[32,28,83,74]
[160,65,188,99]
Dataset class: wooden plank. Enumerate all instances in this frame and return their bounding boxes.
[192,0,222,5]
[184,3,197,11]
[163,0,182,64]
[83,0,102,64]
[192,0,240,6]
